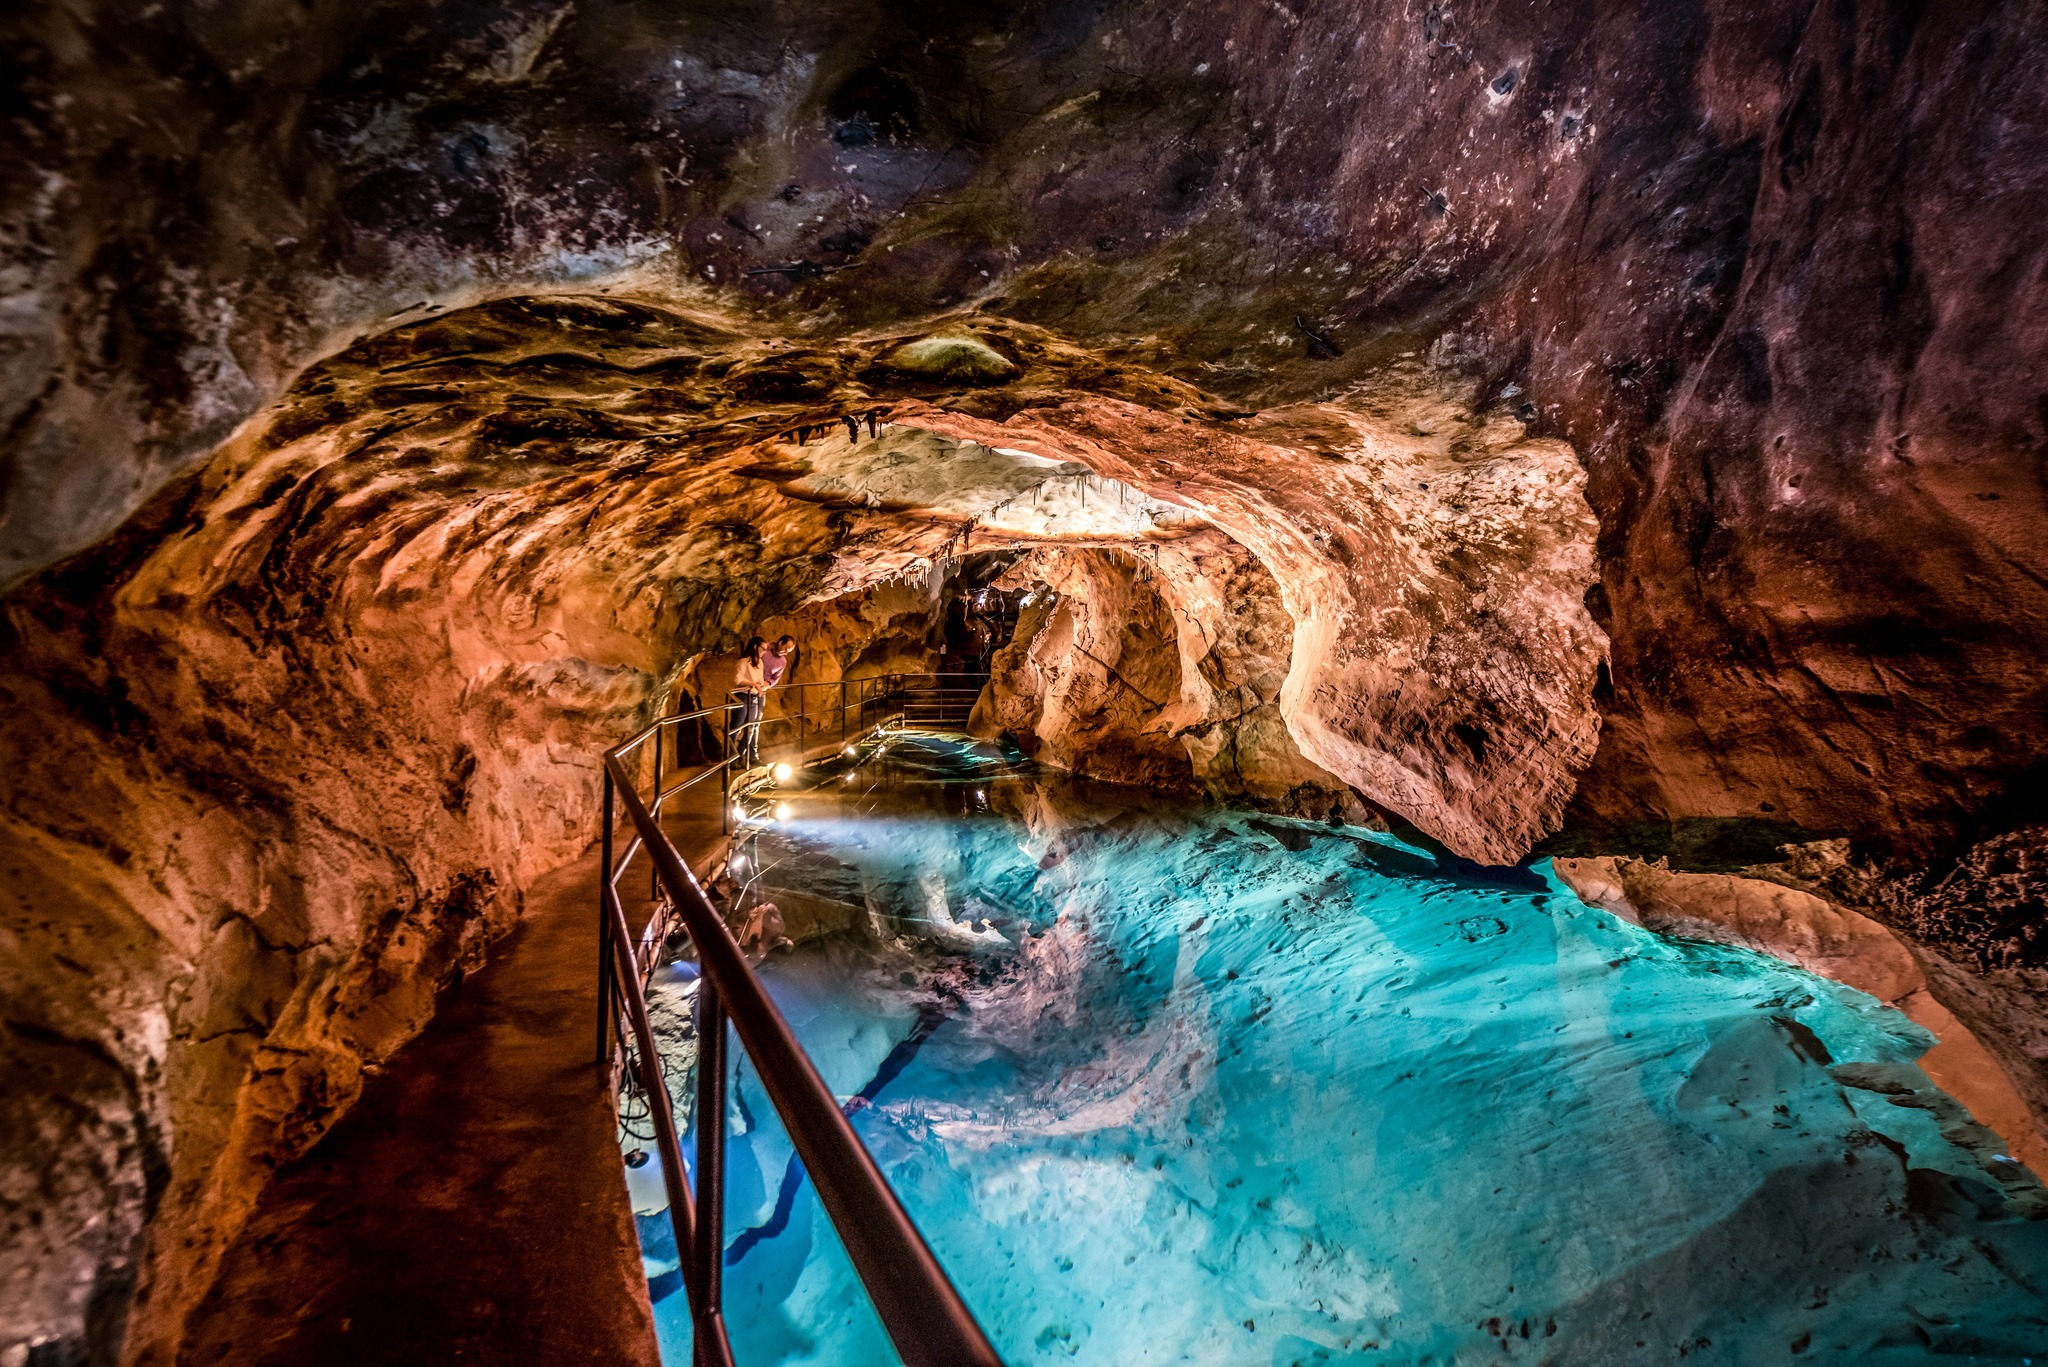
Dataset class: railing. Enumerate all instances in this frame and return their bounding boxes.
[597,674,1001,1367]
[890,676,987,729]
[726,673,990,775]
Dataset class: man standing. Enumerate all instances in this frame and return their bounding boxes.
[762,634,797,689]
[756,634,799,762]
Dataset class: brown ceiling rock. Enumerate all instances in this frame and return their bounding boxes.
[247,293,1608,865]
[6,0,2048,1355]
[8,0,2045,862]
[976,536,1370,819]
[896,367,1606,865]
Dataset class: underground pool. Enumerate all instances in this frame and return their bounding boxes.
[625,734,2048,1366]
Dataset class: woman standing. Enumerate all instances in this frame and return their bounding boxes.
[731,636,768,766]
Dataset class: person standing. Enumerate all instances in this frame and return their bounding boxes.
[731,636,768,766]
[763,634,797,688]
[761,634,801,745]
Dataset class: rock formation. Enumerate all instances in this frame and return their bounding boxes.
[3,1,2046,1362]
[976,536,1381,822]
[8,0,2044,860]
[1553,851,2048,1177]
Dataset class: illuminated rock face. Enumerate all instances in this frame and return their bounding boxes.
[0,300,1602,1363]
[3,1,2047,1362]
[911,370,1605,862]
[6,0,2045,864]
[974,532,1419,824]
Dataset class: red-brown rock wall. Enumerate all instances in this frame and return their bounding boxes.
[9,0,2041,859]
[0,342,960,1361]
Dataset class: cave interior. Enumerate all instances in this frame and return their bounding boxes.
[5,1,2048,1364]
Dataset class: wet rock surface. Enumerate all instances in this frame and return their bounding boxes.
[1552,853,2048,1177]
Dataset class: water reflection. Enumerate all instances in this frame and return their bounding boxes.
[654,733,2048,1367]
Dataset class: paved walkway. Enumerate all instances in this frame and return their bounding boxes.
[182,775,730,1366]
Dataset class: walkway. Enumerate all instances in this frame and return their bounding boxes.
[180,774,731,1366]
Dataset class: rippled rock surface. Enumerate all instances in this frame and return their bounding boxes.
[668,737,2048,1365]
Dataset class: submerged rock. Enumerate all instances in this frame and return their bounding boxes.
[1552,853,2048,1178]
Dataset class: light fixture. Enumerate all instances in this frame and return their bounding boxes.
[774,802,792,822]
[842,745,857,758]
[773,762,793,782]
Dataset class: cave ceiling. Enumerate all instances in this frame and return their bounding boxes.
[4,0,2046,855]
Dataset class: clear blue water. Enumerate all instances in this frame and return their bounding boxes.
[633,734,2048,1365]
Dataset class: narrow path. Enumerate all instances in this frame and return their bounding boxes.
[180,777,731,1366]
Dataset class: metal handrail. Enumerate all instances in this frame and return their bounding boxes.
[728,673,990,773]
[597,677,1003,1367]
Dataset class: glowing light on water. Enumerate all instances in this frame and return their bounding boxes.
[639,743,2048,1366]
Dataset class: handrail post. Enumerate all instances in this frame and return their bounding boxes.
[596,768,615,1070]
[650,717,664,902]
[692,980,732,1367]
[723,691,737,770]
[603,883,699,1277]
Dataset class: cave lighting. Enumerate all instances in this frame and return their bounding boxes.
[773,803,792,822]
[773,762,793,782]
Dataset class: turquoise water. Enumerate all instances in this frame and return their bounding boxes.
[638,734,2048,1365]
